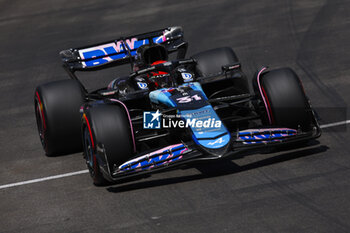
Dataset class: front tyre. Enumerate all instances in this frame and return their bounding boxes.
[82,104,134,186]
[254,67,315,131]
[82,125,106,185]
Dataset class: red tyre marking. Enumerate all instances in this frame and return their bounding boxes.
[261,86,275,124]
[35,91,46,130]
[83,114,95,150]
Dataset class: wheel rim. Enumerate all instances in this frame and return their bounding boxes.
[83,127,95,177]
[35,99,47,151]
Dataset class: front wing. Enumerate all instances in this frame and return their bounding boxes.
[96,126,321,182]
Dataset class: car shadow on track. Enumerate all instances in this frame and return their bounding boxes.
[106,142,328,193]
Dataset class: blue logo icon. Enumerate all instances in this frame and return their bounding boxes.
[143,110,162,129]
[181,73,193,82]
[137,82,148,89]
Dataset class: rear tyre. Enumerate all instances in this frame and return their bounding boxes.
[82,104,134,186]
[192,47,249,96]
[34,80,85,156]
[254,67,314,131]
[192,47,239,77]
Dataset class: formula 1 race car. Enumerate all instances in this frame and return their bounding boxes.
[34,26,321,185]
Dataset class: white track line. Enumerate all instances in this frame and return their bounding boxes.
[0,120,349,190]
[320,120,350,129]
[0,170,88,190]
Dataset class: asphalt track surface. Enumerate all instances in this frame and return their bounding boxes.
[0,0,350,232]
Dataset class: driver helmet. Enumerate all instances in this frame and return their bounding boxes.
[136,44,168,66]
[136,44,170,89]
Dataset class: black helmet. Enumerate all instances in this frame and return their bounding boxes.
[136,44,168,65]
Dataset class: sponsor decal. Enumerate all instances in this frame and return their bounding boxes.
[238,128,297,144]
[118,143,188,172]
[207,137,225,146]
[78,36,167,67]
[181,73,193,82]
[137,82,148,89]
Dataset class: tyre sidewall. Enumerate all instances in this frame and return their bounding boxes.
[34,80,85,156]
[83,103,133,184]
[257,68,313,131]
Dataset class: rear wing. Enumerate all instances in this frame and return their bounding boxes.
[60,26,187,72]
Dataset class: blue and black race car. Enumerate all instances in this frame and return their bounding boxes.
[34,26,321,185]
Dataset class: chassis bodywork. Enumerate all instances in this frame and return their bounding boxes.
[60,26,321,182]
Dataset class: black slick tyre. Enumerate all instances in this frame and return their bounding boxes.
[191,47,239,77]
[192,47,249,96]
[34,80,85,156]
[254,67,314,131]
[82,103,134,186]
